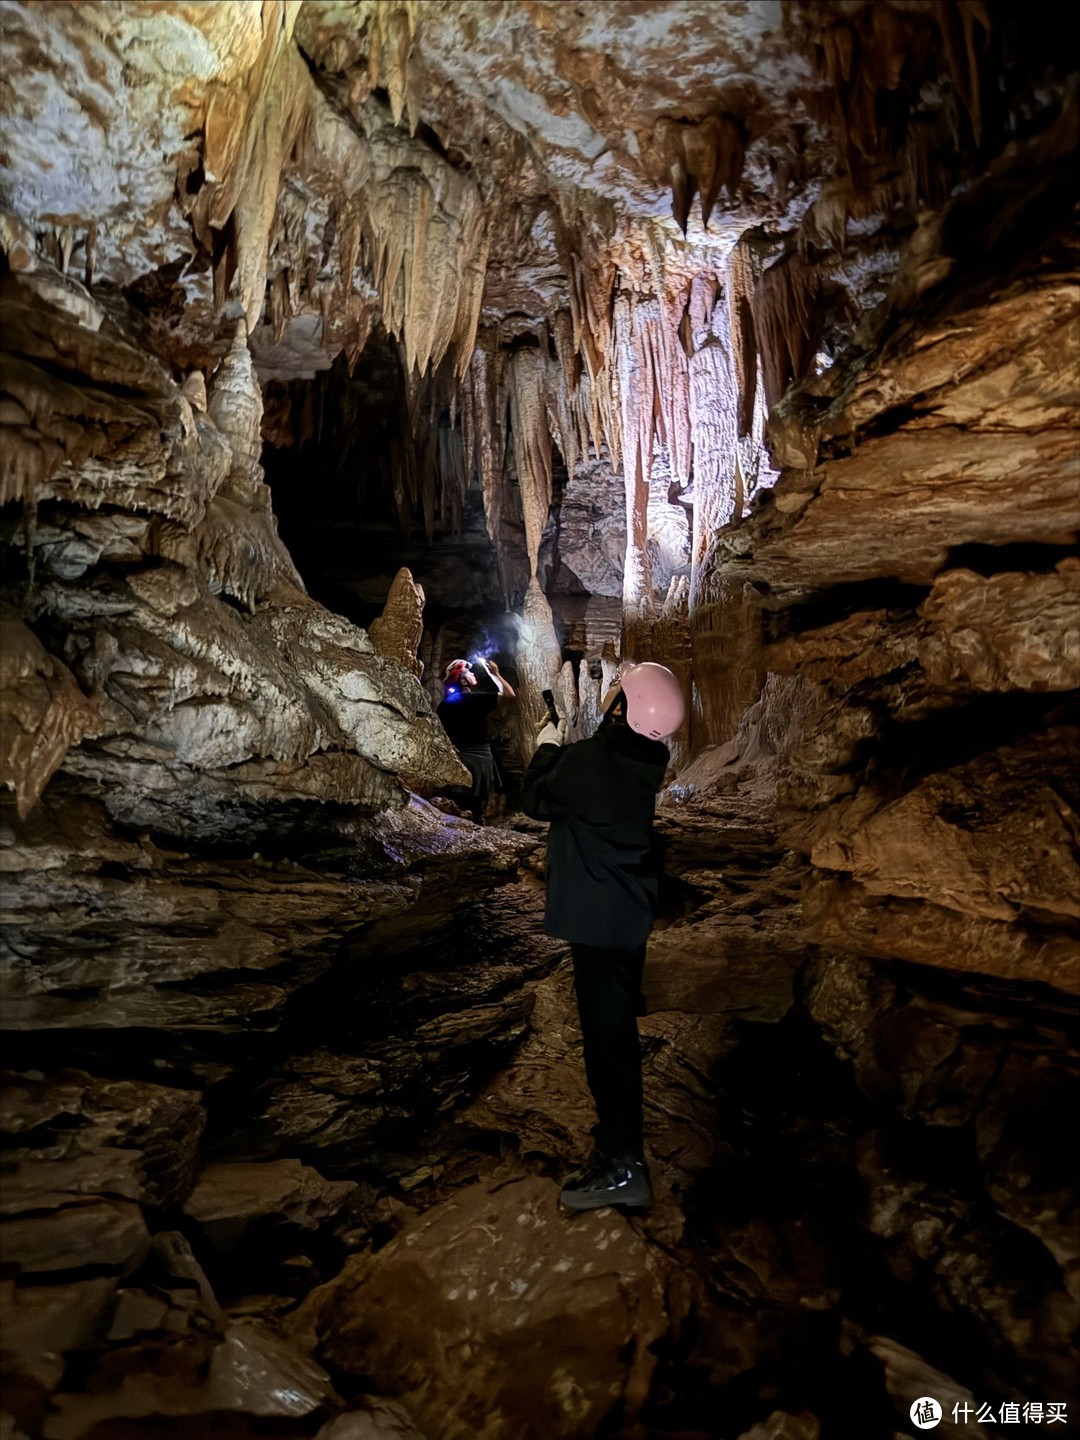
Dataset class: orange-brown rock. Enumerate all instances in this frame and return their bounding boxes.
[0,611,99,818]
[918,561,1080,693]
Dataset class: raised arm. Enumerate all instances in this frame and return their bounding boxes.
[484,658,516,699]
[519,723,574,820]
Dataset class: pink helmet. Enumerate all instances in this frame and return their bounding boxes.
[619,662,686,740]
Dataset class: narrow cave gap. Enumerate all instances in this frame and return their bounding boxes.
[1,5,1077,1440]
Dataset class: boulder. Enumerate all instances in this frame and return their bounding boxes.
[183,1158,358,1255]
[863,1336,987,1439]
[0,1276,117,1390]
[316,1175,669,1440]
[41,1320,337,1440]
[803,875,1079,993]
[808,731,1080,929]
[0,1201,150,1278]
[736,1413,820,1440]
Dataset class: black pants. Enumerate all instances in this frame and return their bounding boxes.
[570,942,647,1160]
[447,743,500,821]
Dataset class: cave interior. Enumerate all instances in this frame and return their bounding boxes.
[0,3,1078,1438]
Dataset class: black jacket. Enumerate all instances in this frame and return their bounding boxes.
[519,722,670,949]
[437,691,498,750]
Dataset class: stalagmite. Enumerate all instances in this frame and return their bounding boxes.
[184,325,304,608]
[369,567,426,677]
[207,327,264,484]
[513,577,564,760]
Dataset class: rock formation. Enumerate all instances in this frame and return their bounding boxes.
[0,2,1076,1437]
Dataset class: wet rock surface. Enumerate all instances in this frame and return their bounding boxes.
[1,750,1077,1438]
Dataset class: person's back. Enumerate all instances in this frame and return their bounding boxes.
[436,689,497,749]
[519,662,686,1216]
[520,721,669,950]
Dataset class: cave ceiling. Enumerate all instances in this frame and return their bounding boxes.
[0,0,1024,384]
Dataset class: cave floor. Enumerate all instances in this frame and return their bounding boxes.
[3,764,1073,1440]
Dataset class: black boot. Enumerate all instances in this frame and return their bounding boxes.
[559,1149,652,1213]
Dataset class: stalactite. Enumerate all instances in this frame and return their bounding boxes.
[184,26,489,390]
[462,340,507,548]
[337,198,362,304]
[752,252,825,411]
[654,118,692,236]
[551,309,580,404]
[507,348,552,578]
[613,294,655,621]
[543,358,579,486]
[188,6,311,329]
[687,279,739,615]
[230,54,304,333]
[652,114,746,234]
[655,281,693,486]
[315,91,490,384]
[933,0,990,147]
[727,238,762,437]
[269,269,291,344]
[738,354,779,512]
[366,0,422,135]
[436,422,467,534]
[555,214,616,385]
[800,0,992,210]
[555,659,580,740]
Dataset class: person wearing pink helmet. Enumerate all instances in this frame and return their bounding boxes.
[520,660,686,1213]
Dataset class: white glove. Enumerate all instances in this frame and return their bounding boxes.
[535,719,567,750]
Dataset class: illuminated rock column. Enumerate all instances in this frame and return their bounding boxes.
[508,347,563,761]
[614,294,656,649]
[687,272,765,750]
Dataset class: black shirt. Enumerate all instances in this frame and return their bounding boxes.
[519,722,670,949]
[437,690,498,750]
